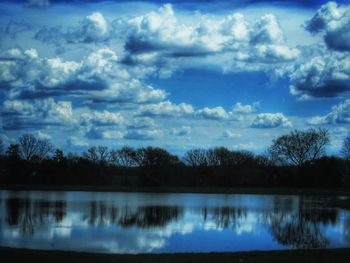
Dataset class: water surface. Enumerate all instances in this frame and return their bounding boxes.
[0,190,349,253]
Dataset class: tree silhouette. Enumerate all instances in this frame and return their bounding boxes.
[53,149,65,163]
[19,134,38,160]
[110,146,138,167]
[183,149,208,167]
[6,144,21,160]
[269,128,330,166]
[18,134,53,161]
[134,147,180,167]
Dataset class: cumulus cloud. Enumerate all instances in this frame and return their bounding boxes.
[80,110,124,126]
[30,5,299,73]
[67,12,110,43]
[125,4,299,65]
[309,99,350,125]
[305,1,350,51]
[195,106,230,120]
[0,47,167,104]
[232,102,259,114]
[124,129,163,140]
[251,112,292,128]
[37,130,52,140]
[67,136,88,147]
[127,117,156,130]
[223,130,242,138]
[85,127,124,140]
[137,101,194,117]
[1,98,74,130]
[137,101,248,121]
[125,4,216,56]
[171,126,191,136]
[250,14,285,45]
[35,12,114,46]
[229,14,299,64]
[234,44,300,63]
[288,52,350,98]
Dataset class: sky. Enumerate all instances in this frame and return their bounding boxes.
[0,0,349,155]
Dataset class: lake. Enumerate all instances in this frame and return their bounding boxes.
[0,190,349,253]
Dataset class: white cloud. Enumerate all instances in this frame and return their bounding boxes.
[250,14,285,45]
[171,126,191,136]
[308,99,350,125]
[124,129,163,140]
[305,1,350,51]
[2,98,74,129]
[288,51,350,98]
[127,117,156,129]
[251,112,292,128]
[86,127,124,140]
[126,4,219,55]
[37,130,52,140]
[67,136,88,147]
[223,130,242,138]
[232,102,259,114]
[137,101,194,117]
[125,4,299,65]
[67,12,109,43]
[195,106,230,120]
[29,4,300,76]
[0,47,167,104]
[234,44,300,63]
[80,110,124,126]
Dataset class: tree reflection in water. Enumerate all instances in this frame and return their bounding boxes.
[266,197,339,249]
[87,201,183,228]
[3,194,349,251]
[343,214,350,244]
[203,207,247,229]
[6,198,66,236]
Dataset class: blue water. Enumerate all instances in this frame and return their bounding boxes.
[0,190,349,253]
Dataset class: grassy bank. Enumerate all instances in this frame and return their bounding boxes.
[1,247,350,263]
[1,184,350,196]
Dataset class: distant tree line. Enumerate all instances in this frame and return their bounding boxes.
[0,128,350,188]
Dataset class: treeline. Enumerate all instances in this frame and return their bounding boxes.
[0,129,350,188]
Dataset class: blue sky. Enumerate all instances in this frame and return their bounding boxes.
[0,0,349,155]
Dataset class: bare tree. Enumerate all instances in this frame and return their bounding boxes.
[18,134,53,161]
[97,146,110,162]
[110,146,138,167]
[83,147,98,163]
[341,136,350,160]
[213,147,235,166]
[269,128,330,166]
[53,149,65,163]
[183,149,208,167]
[36,139,54,160]
[206,147,234,166]
[134,147,180,167]
[254,154,272,167]
[84,146,111,164]
[6,144,20,160]
[19,134,38,160]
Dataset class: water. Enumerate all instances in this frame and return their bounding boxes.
[0,190,349,253]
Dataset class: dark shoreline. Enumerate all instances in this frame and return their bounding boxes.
[1,247,350,263]
[1,184,350,196]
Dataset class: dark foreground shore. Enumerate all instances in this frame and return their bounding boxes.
[1,185,350,196]
[1,247,350,263]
